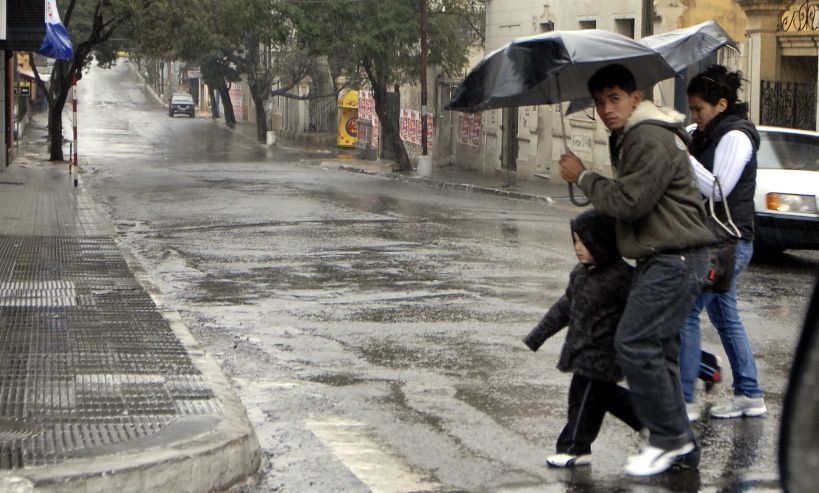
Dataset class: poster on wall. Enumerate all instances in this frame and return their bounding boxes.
[372,117,380,149]
[458,114,469,144]
[229,85,243,120]
[457,113,480,147]
[427,114,434,150]
[471,113,481,147]
[400,109,408,141]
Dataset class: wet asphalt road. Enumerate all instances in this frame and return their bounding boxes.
[74,61,817,492]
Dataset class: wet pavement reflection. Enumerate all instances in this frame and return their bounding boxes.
[70,60,818,492]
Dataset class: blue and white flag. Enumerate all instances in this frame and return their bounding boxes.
[37,0,73,60]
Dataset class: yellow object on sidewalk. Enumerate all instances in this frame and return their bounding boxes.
[337,90,359,148]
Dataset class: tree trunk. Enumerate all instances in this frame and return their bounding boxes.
[253,97,268,141]
[47,60,73,161]
[209,88,220,118]
[308,58,334,98]
[48,100,67,162]
[371,82,411,172]
[217,83,236,125]
[248,78,269,141]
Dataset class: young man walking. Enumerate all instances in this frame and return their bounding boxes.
[558,64,714,476]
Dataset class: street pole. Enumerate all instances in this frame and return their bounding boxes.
[71,73,78,187]
[420,0,428,156]
[642,0,655,101]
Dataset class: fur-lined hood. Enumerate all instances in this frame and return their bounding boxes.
[624,102,689,142]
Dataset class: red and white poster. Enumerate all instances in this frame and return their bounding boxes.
[229,85,243,120]
[427,114,434,150]
[457,113,481,147]
[372,117,379,148]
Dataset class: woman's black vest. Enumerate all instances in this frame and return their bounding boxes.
[690,104,759,241]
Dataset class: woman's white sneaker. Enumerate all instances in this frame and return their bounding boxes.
[546,453,591,467]
[686,403,701,422]
[710,395,767,418]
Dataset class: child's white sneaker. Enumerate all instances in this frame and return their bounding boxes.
[546,453,591,467]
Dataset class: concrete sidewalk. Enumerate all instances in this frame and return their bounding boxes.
[0,127,260,491]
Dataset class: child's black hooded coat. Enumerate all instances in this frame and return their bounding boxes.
[523,210,633,382]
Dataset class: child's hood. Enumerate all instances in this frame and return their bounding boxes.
[571,210,621,267]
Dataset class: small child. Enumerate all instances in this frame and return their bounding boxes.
[523,210,642,467]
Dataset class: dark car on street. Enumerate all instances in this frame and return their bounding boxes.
[169,93,195,118]
[753,126,819,257]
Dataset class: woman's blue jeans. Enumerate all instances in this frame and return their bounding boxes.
[679,239,763,402]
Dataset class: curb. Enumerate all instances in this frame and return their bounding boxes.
[334,164,557,205]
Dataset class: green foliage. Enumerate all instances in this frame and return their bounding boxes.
[289,0,484,86]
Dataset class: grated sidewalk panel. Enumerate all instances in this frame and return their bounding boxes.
[0,235,222,468]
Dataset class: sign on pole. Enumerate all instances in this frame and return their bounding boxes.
[1,0,7,40]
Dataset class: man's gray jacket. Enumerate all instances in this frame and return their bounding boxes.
[577,102,714,259]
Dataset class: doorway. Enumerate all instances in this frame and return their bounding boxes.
[501,107,518,170]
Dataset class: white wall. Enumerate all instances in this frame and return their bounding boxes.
[483,0,642,182]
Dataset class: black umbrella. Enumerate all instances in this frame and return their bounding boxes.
[447,29,677,205]
[566,21,738,115]
[641,20,738,73]
[446,29,677,113]
[446,25,739,205]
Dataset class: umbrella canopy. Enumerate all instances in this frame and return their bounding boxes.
[446,29,677,113]
[640,20,737,73]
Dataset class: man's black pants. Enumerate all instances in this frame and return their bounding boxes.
[615,249,709,451]
[556,373,643,455]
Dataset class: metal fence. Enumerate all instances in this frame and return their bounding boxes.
[760,80,816,131]
[305,96,337,133]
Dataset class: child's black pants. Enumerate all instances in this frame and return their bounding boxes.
[556,373,643,455]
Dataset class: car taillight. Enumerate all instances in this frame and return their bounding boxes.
[767,193,819,214]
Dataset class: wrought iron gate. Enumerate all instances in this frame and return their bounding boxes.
[306,95,338,133]
[760,80,816,130]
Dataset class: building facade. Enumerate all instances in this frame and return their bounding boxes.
[439,0,757,183]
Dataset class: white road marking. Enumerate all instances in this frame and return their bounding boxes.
[306,416,443,493]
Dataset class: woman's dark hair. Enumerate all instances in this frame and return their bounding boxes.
[687,65,743,109]
[587,64,637,96]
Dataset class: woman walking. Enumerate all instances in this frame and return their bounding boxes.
[680,65,765,420]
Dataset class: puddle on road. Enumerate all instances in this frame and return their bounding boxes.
[307,373,367,387]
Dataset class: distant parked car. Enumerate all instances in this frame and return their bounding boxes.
[169,93,195,118]
[753,126,819,257]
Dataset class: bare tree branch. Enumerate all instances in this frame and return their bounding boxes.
[27,53,54,108]
[430,9,484,43]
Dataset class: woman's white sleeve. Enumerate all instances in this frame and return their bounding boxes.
[688,130,754,200]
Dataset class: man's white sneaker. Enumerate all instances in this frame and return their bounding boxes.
[546,453,591,467]
[710,395,767,419]
[686,403,701,422]
[624,442,695,476]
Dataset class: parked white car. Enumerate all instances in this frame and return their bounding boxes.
[754,126,819,256]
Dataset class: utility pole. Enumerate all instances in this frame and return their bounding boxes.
[642,0,654,100]
[420,0,429,156]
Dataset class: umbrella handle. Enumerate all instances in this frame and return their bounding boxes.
[568,183,591,207]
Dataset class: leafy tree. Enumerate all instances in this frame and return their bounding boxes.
[126,0,314,138]
[290,0,483,172]
[30,0,160,161]
[120,0,241,123]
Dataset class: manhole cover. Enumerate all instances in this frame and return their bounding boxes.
[0,419,41,442]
